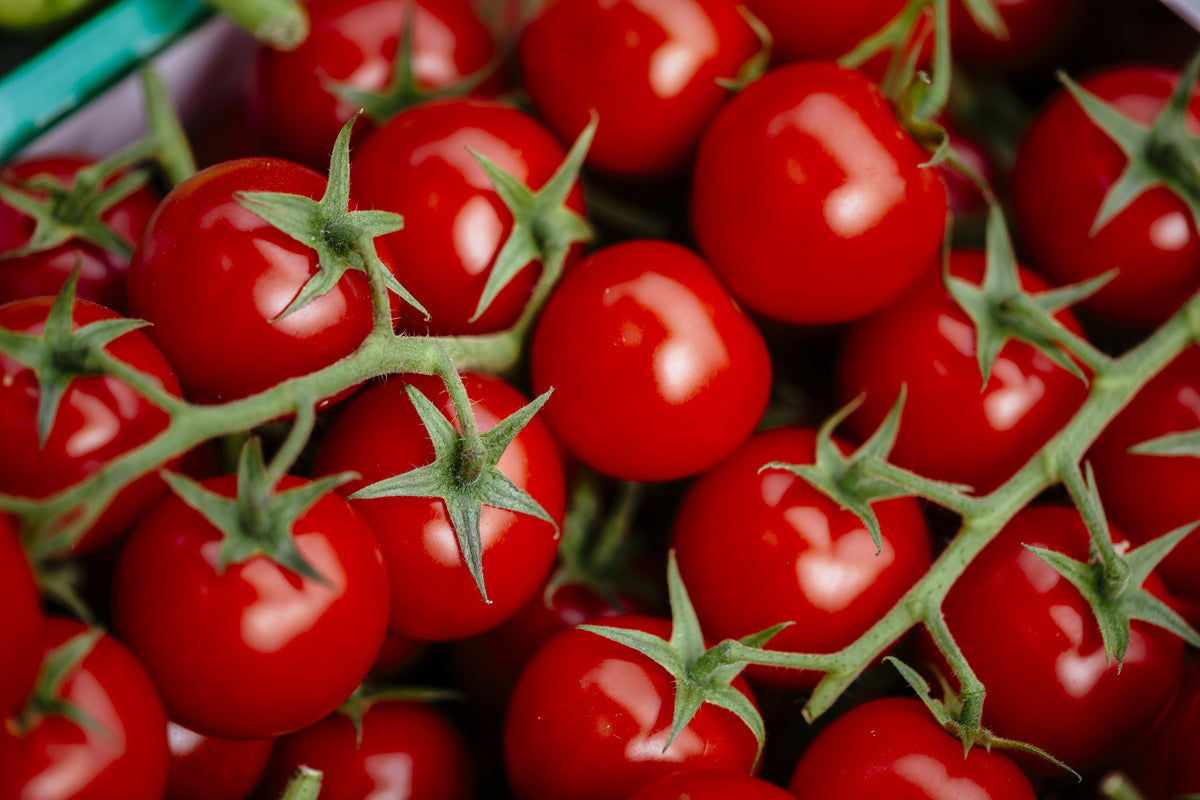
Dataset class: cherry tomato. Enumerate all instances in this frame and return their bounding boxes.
[0,512,42,720]
[165,721,273,800]
[529,239,771,482]
[629,769,795,800]
[110,474,390,739]
[690,61,947,324]
[517,0,761,177]
[250,0,503,170]
[1118,660,1200,800]
[837,250,1089,494]
[350,98,586,335]
[950,0,1078,70]
[311,371,565,641]
[0,296,183,554]
[672,426,931,689]
[0,617,170,800]
[787,697,1037,799]
[1010,64,1200,325]
[740,0,905,64]
[503,615,761,800]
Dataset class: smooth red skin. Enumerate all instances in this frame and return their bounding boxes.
[690,61,947,325]
[256,700,470,800]
[1011,66,1200,325]
[837,251,1089,494]
[0,618,169,800]
[165,721,273,800]
[529,239,771,482]
[311,372,565,641]
[250,0,502,170]
[127,156,392,404]
[740,0,905,63]
[517,0,760,177]
[0,297,182,554]
[630,769,795,800]
[110,474,390,739]
[672,426,931,689]
[950,0,1077,69]
[1119,660,1200,800]
[503,615,760,800]
[0,156,158,315]
[1089,346,1200,608]
[925,505,1184,774]
[350,98,586,335]
[0,514,42,720]
[787,698,1037,799]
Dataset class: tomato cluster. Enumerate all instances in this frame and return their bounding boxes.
[2,0,1200,798]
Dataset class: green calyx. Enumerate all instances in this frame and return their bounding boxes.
[336,683,460,748]
[715,5,773,93]
[201,0,310,50]
[9,627,108,740]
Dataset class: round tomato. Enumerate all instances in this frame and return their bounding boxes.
[836,249,1089,494]
[517,0,761,177]
[503,615,761,800]
[949,0,1078,70]
[690,61,947,325]
[250,0,503,170]
[787,697,1037,799]
[350,98,586,335]
[110,474,390,739]
[672,426,931,689]
[1010,64,1200,325]
[0,617,170,800]
[165,721,273,800]
[311,371,565,641]
[630,769,795,800]
[0,513,42,720]
[529,239,771,482]
[740,0,905,64]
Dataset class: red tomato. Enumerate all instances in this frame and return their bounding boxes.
[0,296,183,554]
[1010,65,1200,325]
[836,250,1089,494]
[127,156,396,404]
[249,0,502,170]
[311,371,565,641]
[0,156,158,315]
[740,0,905,64]
[924,504,1184,773]
[672,426,931,689]
[690,61,947,325]
[1119,660,1200,800]
[350,98,586,335]
[0,513,42,720]
[950,0,1078,70]
[517,0,761,177]
[0,617,170,800]
[255,699,470,800]
[629,769,795,800]
[110,474,390,739]
[787,697,1037,798]
[503,615,761,800]
[165,721,273,800]
[529,239,771,482]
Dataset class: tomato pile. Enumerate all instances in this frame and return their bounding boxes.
[3,0,1200,797]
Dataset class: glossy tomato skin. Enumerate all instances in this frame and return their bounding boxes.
[0,513,42,720]
[0,617,170,800]
[0,156,158,315]
[1011,66,1200,325]
[110,474,390,740]
[255,700,470,800]
[630,769,795,800]
[529,239,771,482]
[165,721,273,800]
[672,426,931,689]
[926,505,1184,774]
[787,697,1037,799]
[250,0,502,170]
[691,61,947,325]
[0,297,183,554]
[740,0,905,63]
[837,250,1089,494]
[351,98,586,335]
[518,0,760,177]
[311,371,565,641]
[127,156,394,404]
[503,615,760,800]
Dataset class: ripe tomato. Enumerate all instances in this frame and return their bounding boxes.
[0,617,170,800]
[787,697,1037,798]
[517,0,761,177]
[672,426,931,689]
[0,513,42,720]
[0,296,183,554]
[311,371,565,641]
[165,721,273,800]
[836,250,1089,494]
[350,98,586,335]
[110,474,390,739]
[127,156,395,404]
[1010,64,1200,325]
[629,769,795,800]
[250,0,503,170]
[529,239,771,482]
[949,0,1078,70]
[690,61,947,325]
[739,0,905,64]
[503,615,760,800]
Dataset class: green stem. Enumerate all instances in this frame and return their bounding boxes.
[201,0,309,50]
[923,610,985,734]
[264,398,316,488]
[1009,293,1114,375]
[863,459,982,518]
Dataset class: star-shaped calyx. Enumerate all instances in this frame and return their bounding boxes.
[8,627,107,739]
